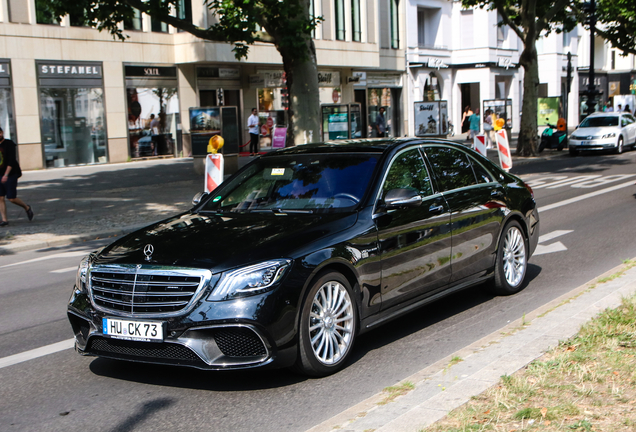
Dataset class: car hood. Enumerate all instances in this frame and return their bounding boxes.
[572,126,619,138]
[94,211,359,271]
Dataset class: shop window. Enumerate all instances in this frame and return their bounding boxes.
[368,88,393,137]
[335,0,345,40]
[390,0,399,49]
[497,13,508,48]
[124,8,143,31]
[126,87,179,158]
[35,0,58,25]
[40,88,107,167]
[423,73,441,101]
[0,88,16,141]
[351,0,361,42]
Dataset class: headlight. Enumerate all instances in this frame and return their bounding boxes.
[208,259,291,301]
[602,132,616,139]
[75,254,92,293]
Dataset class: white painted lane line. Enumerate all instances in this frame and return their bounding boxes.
[538,230,574,243]
[538,180,635,213]
[0,339,74,370]
[0,251,90,269]
[51,267,78,274]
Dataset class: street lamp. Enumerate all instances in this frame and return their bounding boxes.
[582,0,599,117]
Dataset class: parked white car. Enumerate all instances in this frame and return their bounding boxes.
[569,112,636,156]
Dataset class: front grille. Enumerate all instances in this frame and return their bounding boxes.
[213,328,267,357]
[88,265,211,316]
[88,337,202,363]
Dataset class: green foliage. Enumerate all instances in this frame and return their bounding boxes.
[43,0,321,61]
[593,0,636,55]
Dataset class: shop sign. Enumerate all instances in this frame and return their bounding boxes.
[414,102,440,136]
[124,66,177,78]
[497,58,514,69]
[609,82,620,97]
[197,67,240,79]
[260,70,285,88]
[0,62,10,77]
[318,71,341,87]
[427,58,448,69]
[349,71,366,85]
[249,74,265,88]
[367,74,402,87]
[39,63,102,78]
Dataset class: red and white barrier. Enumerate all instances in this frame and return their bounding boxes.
[204,153,224,193]
[473,135,487,157]
[495,129,512,171]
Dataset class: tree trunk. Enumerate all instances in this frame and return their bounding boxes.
[517,44,539,156]
[279,41,321,146]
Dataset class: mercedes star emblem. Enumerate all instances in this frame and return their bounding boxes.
[143,244,154,261]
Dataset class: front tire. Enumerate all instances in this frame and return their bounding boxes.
[489,220,528,295]
[294,272,357,376]
[614,137,624,154]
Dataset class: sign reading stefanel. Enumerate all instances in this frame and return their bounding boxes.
[39,64,102,77]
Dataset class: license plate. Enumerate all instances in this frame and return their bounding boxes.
[102,318,164,341]
[581,140,595,145]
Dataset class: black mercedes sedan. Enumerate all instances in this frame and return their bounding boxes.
[67,139,539,376]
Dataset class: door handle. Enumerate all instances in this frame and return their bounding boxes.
[429,204,444,214]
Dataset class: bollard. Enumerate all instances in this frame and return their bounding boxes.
[495,129,512,171]
[204,135,225,193]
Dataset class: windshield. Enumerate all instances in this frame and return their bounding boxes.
[201,153,380,213]
[579,116,619,127]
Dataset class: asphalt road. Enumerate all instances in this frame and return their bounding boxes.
[1,150,635,432]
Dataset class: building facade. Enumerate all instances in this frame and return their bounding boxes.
[0,0,408,171]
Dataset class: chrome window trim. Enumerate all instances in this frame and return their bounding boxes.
[87,264,214,318]
[373,145,434,206]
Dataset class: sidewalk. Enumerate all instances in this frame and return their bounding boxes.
[0,139,567,255]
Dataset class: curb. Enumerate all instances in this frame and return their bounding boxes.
[306,259,636,432]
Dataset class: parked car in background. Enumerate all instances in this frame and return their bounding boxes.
[67,139,539,377]
[569,112,636,156]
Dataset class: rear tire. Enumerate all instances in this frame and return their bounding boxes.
[294,272,357,377]
[489,220,528,296]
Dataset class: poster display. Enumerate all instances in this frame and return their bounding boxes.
[483,99,513,129]
[537,97,560,126]
[414,101,448,136]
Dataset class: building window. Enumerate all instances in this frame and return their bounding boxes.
[611,50,616,70]
[151,17,168,33]
[497,13,505,48]
[70,10,88,27]
[335,0,345,40]
[35,0,58,24]
[177,0,192,24]
[390,0,399,49]
[124,8,143,31]
[351,0,361,42]
[460,10,473,49]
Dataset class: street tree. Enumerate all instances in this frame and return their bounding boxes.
[43,0,322,145]
[461,0,576,156]
[590,0,636,56]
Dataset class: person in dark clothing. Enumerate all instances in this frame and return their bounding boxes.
[0,127,33,226]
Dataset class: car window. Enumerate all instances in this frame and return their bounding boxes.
[621,116,629,127]
[468,155,495,184]
[382,148,433,198]
[622,115,634,125]
[625,115,635,124]
[579,116,619,127]
[202,153,380,213]
[423,146,477,192]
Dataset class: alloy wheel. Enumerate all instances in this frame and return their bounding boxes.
[503,226,526,287]
[308,280,355,365]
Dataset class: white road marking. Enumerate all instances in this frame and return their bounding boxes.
[51,267,78,274]
[0,251,90,269]
[534,230,573,256]
[0,339,74,370]
[538,180,636,212]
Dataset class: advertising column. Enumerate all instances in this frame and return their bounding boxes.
[125,65,180,159]
[0,60,16,142]
[36,61,107,168]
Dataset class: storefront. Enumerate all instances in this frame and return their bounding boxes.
[36,61,107,168]
[354,72,403,138]
[0,60,16,142]
[125,65,180,159]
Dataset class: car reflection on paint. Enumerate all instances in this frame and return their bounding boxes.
[68,138,539,376]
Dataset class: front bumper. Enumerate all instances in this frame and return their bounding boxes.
[67,285,299,370]
[569,138,617,151]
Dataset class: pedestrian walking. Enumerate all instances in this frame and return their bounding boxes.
[0,127,33,226]
[461,105,473,139]
[375,107,387,137]
[247,108,260,156]
[624,104,631,114]
[468,108,481,141]
[483,109,494,149]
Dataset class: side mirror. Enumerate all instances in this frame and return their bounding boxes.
[384,188,422,210]
[192,192,209,206]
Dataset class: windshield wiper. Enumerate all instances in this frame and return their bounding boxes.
[250,208,314,214]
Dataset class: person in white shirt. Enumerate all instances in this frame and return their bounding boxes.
[247,108,260,156]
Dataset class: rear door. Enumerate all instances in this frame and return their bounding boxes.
[422,146,506,283]
[375,147,452,310]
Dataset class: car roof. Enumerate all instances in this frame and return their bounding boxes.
[261,138,470,157]
[585,112,621,117]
